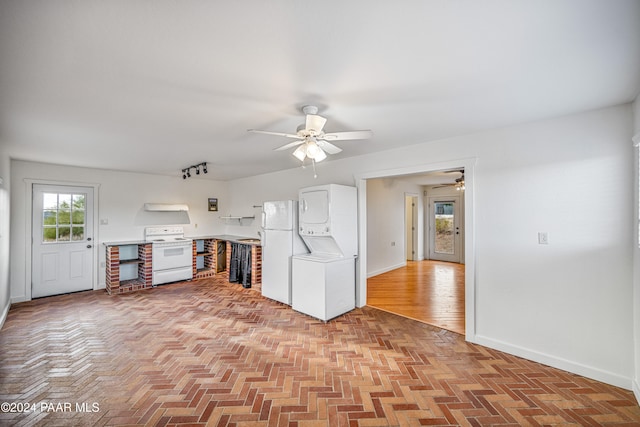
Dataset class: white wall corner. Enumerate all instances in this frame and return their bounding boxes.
[634,378,640,405]
[634,92,640,136]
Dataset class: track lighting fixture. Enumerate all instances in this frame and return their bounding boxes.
[181,162,208,179]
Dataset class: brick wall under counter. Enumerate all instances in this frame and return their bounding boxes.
[105,243,153,295]
[193,239,217,280]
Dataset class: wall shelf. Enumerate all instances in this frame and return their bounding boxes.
[220,215,255,222]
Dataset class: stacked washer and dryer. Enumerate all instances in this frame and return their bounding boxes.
[291,184,358,321]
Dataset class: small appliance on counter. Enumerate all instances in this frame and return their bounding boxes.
[292,184,357,321]
[261,200,308,305]
[145,226,193,285]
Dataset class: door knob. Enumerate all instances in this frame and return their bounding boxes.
[87,244,92,249]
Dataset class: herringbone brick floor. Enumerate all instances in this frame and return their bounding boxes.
[1,276,638,426]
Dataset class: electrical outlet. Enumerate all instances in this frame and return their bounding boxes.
[538,232,549,245]
[100,218,108,225]
[391,241,396,246]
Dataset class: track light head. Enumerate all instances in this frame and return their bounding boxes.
[203,163,208,174]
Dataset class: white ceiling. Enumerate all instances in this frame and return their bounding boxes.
[1,1,639,181]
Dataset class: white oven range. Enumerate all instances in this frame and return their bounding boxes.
[145,226,193,285]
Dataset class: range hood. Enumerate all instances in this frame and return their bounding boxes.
[144,203,189,212]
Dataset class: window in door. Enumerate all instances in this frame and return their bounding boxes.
[434,201,454,255]
[42,192,86,243]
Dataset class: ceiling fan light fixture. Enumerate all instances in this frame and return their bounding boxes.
[250,104,372,172]
[292,145,307,161]
[305,141,326,161]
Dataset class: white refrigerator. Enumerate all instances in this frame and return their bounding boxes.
[261,200,308,305]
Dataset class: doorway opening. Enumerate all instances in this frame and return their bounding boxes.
[357,160,475,339]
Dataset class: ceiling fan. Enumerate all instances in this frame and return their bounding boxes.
[248,105,373,165]
[434,170,465,191]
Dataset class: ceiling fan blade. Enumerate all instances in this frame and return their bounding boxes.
[317,140,342,154]
[248,129,300,139]
[305,114,327,133]
[321,130,373,141]
[274,140,305,151]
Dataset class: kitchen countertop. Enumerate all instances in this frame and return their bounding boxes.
[103,235,262,247]
[188,234,262,246]
[103,240,148,246]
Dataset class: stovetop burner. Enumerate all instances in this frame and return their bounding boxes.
[144,226,192,243]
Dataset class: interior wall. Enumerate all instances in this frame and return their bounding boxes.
[367,178,423,276]
[226,104,635,389]
[9,160,228,301]
[0,145,10,329]
[632,94,640,402]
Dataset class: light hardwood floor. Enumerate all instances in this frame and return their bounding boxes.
[366,260,465,334]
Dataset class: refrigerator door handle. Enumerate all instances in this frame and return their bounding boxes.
[261,210,266,229]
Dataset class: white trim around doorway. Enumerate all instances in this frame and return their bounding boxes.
[354,158,477,342]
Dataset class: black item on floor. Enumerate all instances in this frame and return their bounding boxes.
[229,243,252,288]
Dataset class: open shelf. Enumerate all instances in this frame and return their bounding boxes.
[105,243,153,295]
[120,259,143,265]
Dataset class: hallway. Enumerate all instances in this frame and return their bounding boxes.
[366,260,465,334]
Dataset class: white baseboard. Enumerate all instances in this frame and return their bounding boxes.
[0,300,9,331]
[633,378,640,405]
[474,335,632,391]
[367,261,407,278]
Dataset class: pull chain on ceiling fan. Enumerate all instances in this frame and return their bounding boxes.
[248,105,373,174]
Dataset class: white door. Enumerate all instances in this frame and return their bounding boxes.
[32,184,94,298]
[428,197,461,263]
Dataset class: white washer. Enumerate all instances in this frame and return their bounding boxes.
[292,253,355,321]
